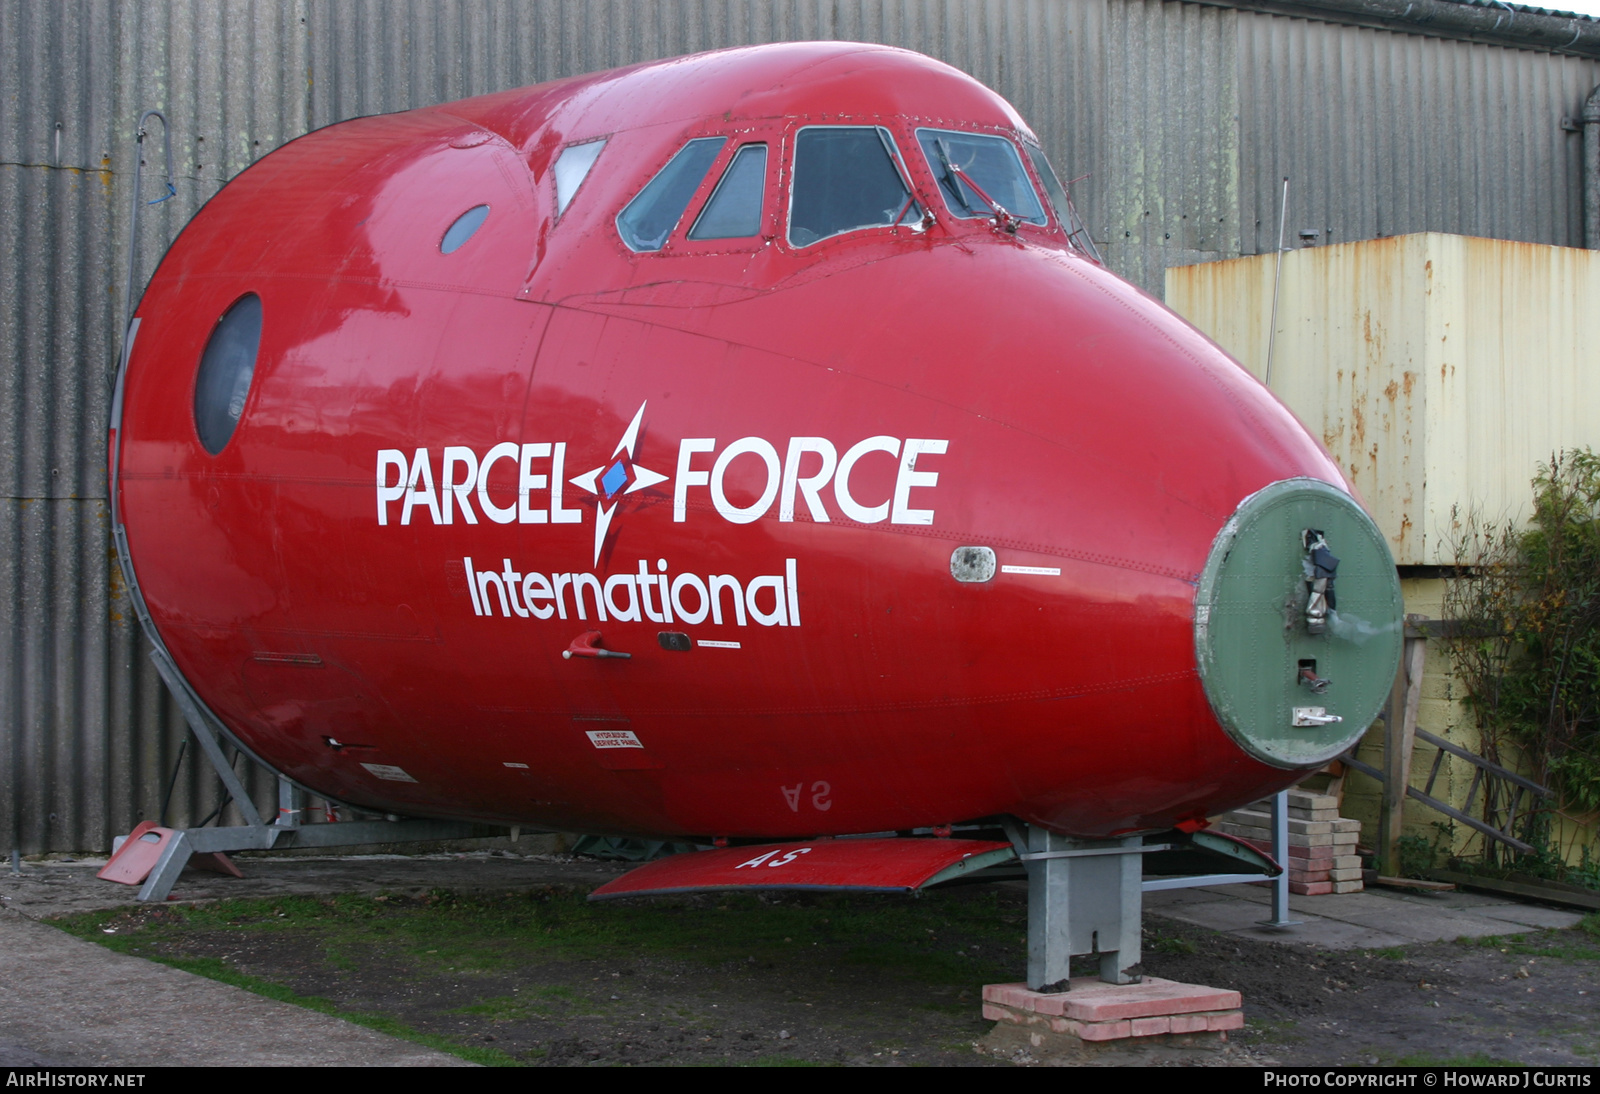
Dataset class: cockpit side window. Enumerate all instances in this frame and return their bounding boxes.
[1022,141,1103,262]
[616,137,727,251]
[788,127,920,248]
[554,139,607,217]
[916,129,1046,226]
[688,144,767,240]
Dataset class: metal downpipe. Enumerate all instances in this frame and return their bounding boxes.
[1585,85,1600,250]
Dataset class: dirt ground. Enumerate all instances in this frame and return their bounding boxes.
[46,864,1600,1067]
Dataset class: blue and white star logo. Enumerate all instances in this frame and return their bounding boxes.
[568,401,669,564]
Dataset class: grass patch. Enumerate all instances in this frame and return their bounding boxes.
[48,883,1025,1065]
[1149,931,1198,956]
[450,985,586,1021]
[55,885,1023,976]
[1388,1052,1525,1067]
[1458,924,1600,962]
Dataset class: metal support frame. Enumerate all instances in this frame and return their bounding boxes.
[1136,789,1299,927]
[1004,787,1302,992]
[1010,826,1144,990]
[133,649,495,902]
[135,811,489,902]
[1262,790,1299,926]
[149,650,263,828]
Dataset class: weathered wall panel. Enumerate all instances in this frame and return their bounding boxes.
[3,0,1598,851]
[1098,0,1240,290]
[1166,233,1600,565]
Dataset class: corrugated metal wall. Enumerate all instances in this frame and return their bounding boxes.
[3,0,1597,852]
[1233,12,1598,259]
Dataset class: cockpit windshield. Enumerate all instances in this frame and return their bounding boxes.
[616,137,727,251]
[789,127,920,248]
[916,129,1046,226]
[689,144,767,240]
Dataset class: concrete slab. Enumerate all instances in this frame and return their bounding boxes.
[1468,904,1587,930]
[1280,890,1417,918]
[1153,876,1591,952]
[1371,887,1522,911]
[1142,887,1232,909]
[1154,895,1297,934]
[1332,907,1526,943]
[0,910,473,1067]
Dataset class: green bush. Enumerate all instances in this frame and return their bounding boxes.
[1446,450,1600,853]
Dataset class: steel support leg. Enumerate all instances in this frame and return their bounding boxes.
[150,648,263,828]
[137,830,192,903]
[1259,789,1301,927]
[1023,828,1144,991]
[1026,828,1073,991]
[277,778,303,829]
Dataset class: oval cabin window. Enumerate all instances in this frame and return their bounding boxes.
[192,293,263,455]
[441,204,490,254]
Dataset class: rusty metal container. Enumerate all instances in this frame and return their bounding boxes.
[1167,234,1600,566]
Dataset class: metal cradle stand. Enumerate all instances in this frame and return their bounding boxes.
[1017,830,1145,989]
[1139,790,1300,931]
[135,650,488,903]
[1008,788,1299,991]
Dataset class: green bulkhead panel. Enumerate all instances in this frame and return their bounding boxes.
[1194,478,1403,769]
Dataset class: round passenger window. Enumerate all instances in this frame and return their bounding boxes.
[193,293,263,455]
[441,204,490,254]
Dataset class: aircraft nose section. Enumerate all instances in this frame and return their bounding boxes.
[1193,478,1404,769]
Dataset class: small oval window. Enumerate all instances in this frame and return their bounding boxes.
[193,293,263,455]
[441,204,490,254]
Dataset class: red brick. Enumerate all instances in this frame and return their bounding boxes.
[1286,858,1337,874]
[1067,1018,1132,1042]
[983,983,1069,1014]
[983,979,1245,1044]
[1130,1016,1172,1037]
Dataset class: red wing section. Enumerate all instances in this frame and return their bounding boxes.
[588,838,1016,900]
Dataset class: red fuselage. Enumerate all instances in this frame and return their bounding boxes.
[115,43,1355,840]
